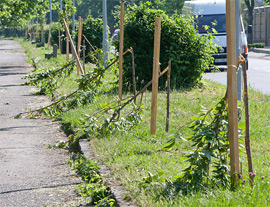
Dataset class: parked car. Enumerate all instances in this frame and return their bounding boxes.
[183,0,248,69]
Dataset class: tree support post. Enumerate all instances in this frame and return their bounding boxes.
[77,16,83,76]
[58,22,62,54]
[65,21,70,61]
[166,60,171,132]
[242,58,253,185]
[150,17,161,135]
[48,23,52,48]
[118,2,125,101]
[63,19,84,75]
[226,0,240,187]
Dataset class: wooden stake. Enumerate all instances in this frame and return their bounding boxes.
[131,47,136,103]
[109,66,169,123]
[83,39,86,74]
[41,25,44,43]
[33,26,35,41]
[118,2,125,101]
[150,17,162,135]
[48,23,52,48]
[77,16,83,76]
[65,21,70,61]
[58,22,61,54]
[63,19,84,75]
[242,59,253,185]
[226,0,240,186]
[166,60,171,132]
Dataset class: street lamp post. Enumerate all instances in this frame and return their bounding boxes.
[236,0,242,101]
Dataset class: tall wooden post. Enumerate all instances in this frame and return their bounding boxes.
[131,47,136,103]
[63,19,84,74]
[58,22,61,54]
[77,16,83,76]
[83,39,86,74]
[166,60,171,133]
[48,23,52,48]
[66,21,70,61]
[226,0,240,186]
[118,2,125,101]
[41,25,44,43]
[242,59,253,185]
[150,17,162,135]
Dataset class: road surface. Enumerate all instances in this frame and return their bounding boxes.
[204,52,270,95]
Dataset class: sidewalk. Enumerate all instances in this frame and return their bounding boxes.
[0,40,81,206]
[249,47,270,54]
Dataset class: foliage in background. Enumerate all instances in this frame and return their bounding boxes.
[75,15,104,62]
[119,2,216,90]
[75,0,185,29]
[248,43,265,49]
[57,0,76,22]
[0,0,50,29]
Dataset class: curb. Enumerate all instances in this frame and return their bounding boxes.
[249,48,270,54]
[79,139,138,207]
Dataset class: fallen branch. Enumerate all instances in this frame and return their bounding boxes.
[105,65,169,124]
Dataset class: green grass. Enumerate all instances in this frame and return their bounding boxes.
[17,38,270,207]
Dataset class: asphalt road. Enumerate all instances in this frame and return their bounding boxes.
[204,51,270,95]
[0,40,82,206]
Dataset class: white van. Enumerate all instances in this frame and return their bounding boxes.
[183,0,248,68]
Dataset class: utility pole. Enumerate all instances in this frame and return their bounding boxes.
[60,0,62,10]
[226,0,240,187]
[102,0,109,66]
[236,0,242,100]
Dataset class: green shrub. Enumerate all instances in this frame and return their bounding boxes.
[40,16,104,58]
[74,15,105,62]
[120,2,216,90]
[248,43,265,49]
[80,15,104,51]
[44,22,60,45]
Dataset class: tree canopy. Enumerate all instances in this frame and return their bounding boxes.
[75,0,185,27]
[0,0,185,30]
[0,0,50,29]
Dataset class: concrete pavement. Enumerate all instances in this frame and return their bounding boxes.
[0,40,82,206]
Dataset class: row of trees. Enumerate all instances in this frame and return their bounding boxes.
[0,0,264,35]
[0,0,185,31]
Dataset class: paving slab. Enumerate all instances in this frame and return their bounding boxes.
[0,40,82,207]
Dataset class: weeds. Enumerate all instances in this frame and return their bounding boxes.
[70,155,116,206]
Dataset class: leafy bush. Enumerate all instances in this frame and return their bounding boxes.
[248,43,265,49]
[74,15,105,62]
[44,22,60,45]
[40,16,104,58]
[79,15,104,52]
[120,2,216,90]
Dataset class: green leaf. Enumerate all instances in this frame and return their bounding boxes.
[161,138,176,151]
